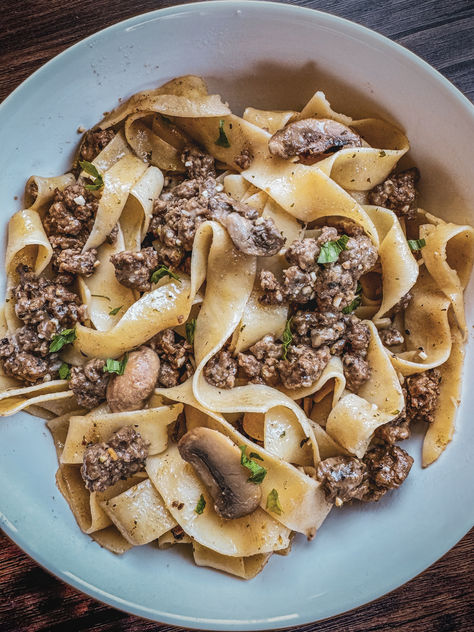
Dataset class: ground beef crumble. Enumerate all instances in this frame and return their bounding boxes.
[81,425,149,492]
[149,328,194,387]
[405,368,441,425]
[69,358,109,409]
[0,266,86,384]
[316,443,413,504]
[110,247,159,293]
[79,129,115,164]
[204,348,237,389]
[148,145,283,269]
[43,183,100,280]
[368,168,420,221]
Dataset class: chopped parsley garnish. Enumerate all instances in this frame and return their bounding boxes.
[342,281,362,314]
[185,318,196,345]
[249,451,263,461]
[239,446,267,484]
[266,489,282,515]
[58,362,71,380]
[281,318,293,360]
[103,355,128,376]
[379,150,386,157]
[407,238,426,251]
[195,494,206,514]
[49,328,77,353]
[109,305,123,316]
[91,294,110,301]
[150,265,181,284]
[215,119,230,148]
[317,234,350,264]
[79,160,104,191]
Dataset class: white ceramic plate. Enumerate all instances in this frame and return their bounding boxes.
[0,2,473,629]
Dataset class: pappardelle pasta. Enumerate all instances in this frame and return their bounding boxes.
[1,75,472,578]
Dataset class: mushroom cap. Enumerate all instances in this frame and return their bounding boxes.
[178,426,262,520]
[106,346,160,412]
[222,212,285,257]
[268,118,362,159]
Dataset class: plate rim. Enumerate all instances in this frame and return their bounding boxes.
[0,1,473,629]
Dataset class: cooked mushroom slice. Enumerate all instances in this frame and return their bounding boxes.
[268,118,362,160]
[106,346,160,412]
[221,212,285,257]
[178,427,262,519]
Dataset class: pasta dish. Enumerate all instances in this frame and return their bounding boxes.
[1,76,472,578]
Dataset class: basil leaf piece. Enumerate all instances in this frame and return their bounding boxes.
[215,119,230,148]
[317,234,350,264]
[281,318,293,360]
[150,265,181,284]
[407,238,426,251]
[109,305,123,316]
[79,160,104,191]
[58,362,71,380]
[49,328,77,353]
[103,355,128,376]
[195,494,206,514]
[239,446,267,484]
[185,318,196,345]
[342,295,362,314]
[266,489,282,515]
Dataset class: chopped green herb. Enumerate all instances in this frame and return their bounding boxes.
[79,160,104,191]
[239,446,267,484]
[317,234,350,264]
[49,328,77,353]
[342,282,362,314]
[195,494,206,514]
[379,150,386,157]
[58,362,71,380]
[407,238,426,251]
[282,318,293,360]
[266,489,282,515]
[215,119,230,148]
[150,265,181,284]
[186,318,196,345]
[249,451,263,461]
[103,355,128,376]
[391,409,400,416]
[109,305,123,316]
[279,430,286,438]
[91,294,110,301]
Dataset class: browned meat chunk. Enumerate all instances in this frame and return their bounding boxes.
[379,326,404,346]
[286,228,338,270]
[54,247,99,277]
[375,407,411,444]
[259,270,285,305]
[316,456,369,503]
[268,118,362,160]
[149,145,284,266]
[363,444,413,501]
[204,349,237,389]
[234,148,253,170]
[81,425,149,492]
[343,353,370,392]
[389,292,412,315]
[0,267,86,384]
[317,444,413,504]
[279,344,330,390]
[110,248,159,293]
[237,335,282,386]
[69,358,109,409]
[149,328,194,388]
[79,129,115,163]
[368,168,420,220]
[283,266,316,303]
[405,368,441,424]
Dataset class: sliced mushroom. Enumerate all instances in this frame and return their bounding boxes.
[178,427,262,519]
[268,118,362,160]
[106,346,160,412]
[220,212,285,257]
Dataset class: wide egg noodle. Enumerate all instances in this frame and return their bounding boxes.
[263,405,313,467]
[389,267,452,376]
[24,173,76,212]
[100,478,178,545]
[124,112,185,172]
[83,155,148,251]
[60,404,182,464]
[155,380,332,537]
[364,205,419,319]
[325,322,404,457]
[147,444,291,557]
[192,541,272,579]
[422,325,465,466]
[0,380,73,417]
[242,107,297,134]
[419,213,474,337]
[87,129,131,174]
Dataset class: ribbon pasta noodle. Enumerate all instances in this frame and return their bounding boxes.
[0,75,471,578]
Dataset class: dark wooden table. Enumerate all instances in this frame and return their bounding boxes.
[1,1,473,630]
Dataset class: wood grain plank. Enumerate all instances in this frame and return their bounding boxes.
[0,0,473,630]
